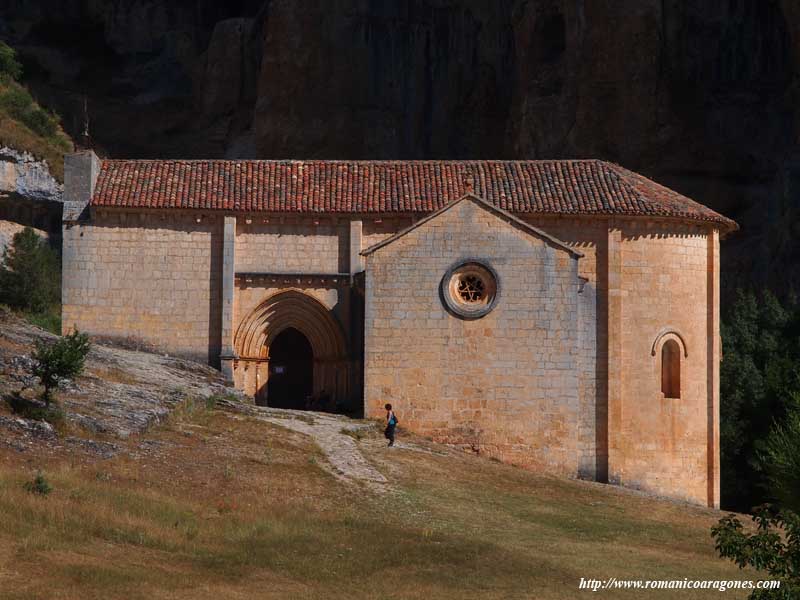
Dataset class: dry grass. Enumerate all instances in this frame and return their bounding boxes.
[84,366,141,386]
[0,408,753,599]
[0,80,72,181]
[0,115,69,181]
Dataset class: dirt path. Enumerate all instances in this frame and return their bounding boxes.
[217,400,392,489]
[0,312,423,487]
[263,409,389,487]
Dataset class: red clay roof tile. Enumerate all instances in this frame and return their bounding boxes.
[90,159,737,231]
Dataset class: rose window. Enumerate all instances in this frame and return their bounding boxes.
[457,274,486,303]
[441,261,498,319]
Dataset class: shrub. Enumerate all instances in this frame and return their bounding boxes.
[712,506,800,599]
[32,329,91,406]
[24,472,52,496]
[0,84,61,141]
[0,85,33,114]
[21,107,58,138]
[0,227,60,313]
[0,41,22,81]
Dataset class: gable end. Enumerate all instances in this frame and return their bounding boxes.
[360,193,583,259]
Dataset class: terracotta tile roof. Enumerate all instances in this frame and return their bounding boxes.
[91,159,738,231]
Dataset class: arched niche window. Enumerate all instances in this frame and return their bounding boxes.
[661,339,681,399]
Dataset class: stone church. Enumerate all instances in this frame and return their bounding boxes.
[61,151,737,507]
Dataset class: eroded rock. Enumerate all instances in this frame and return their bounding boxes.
[0,312,239,440]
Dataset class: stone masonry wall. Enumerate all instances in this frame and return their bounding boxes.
[362,217,413,253]
[523,216,715,505]
[61,202,719,505]
[235,284,342,332]
[364,199,584,475]
[525,216,608,481]
[613,221,712,504]
[235,218,348,273]
[231,216,355,401]
[62,211,222,363]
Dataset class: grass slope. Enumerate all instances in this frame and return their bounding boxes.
[0,404,751,599]
[0,77,72,181]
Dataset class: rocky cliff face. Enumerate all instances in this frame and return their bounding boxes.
[0,146,62,250]
[0,146,61,203]
[1,0,798,291]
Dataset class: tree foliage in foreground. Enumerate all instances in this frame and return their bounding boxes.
[712,507,800,599]
[32,330,90,406]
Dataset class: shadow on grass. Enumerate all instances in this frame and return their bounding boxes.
[4,391,65,430]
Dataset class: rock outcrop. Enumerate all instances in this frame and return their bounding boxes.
[0,146,61,203]
[0,146,62,250]
[1,1,798,291]
[0,310,240,439]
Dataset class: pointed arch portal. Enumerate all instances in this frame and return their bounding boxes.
[234,290,350,410]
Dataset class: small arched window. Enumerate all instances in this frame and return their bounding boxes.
[661,339,681,399]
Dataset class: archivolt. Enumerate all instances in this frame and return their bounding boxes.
[650,327,688,358]
[235,290,347,360]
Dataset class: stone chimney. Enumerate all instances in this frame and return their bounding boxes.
[63,150,100,222]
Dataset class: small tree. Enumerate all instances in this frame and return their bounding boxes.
[32,330,90,406]
[24,471,52,496]
[0,41,22,81]
[0,227,60,313]
[712,507,800,599]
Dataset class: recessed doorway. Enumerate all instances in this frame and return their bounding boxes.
[266,327,314,409]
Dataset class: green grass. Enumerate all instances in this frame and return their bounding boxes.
[0,410,754,599]
[23,308,61,335]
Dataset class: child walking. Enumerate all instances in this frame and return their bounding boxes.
[384,403,398,447]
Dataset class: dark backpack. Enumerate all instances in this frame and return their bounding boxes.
[389,412,398,426]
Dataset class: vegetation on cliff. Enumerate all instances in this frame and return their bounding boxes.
[0,41,71,181]
[721,291,800,512]
[760,405,800,514]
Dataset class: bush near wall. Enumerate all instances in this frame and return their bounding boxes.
[0,226,61,332]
